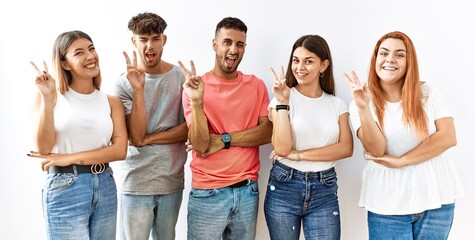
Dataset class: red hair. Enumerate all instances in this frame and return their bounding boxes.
[368,31,428,139]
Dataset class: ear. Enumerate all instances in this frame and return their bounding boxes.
[162,34,167,46]
[320,59,330,73]
[131,36,136,47]
[212,39,217,51]
[61,61,71,71]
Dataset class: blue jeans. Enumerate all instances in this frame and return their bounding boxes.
[187,181,259,240]
[264,160,341,240]
[368,203,455,240]
[43,167,117,240]
[120,191,183,240]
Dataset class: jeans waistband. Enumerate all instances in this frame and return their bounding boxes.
[273,160,334,180]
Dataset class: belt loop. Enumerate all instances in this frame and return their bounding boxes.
[289,168,293,179]
[73,165,78,176]
[319,170,323,183]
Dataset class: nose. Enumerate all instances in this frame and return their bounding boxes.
[386,53,396,63]
[229,44,237,54]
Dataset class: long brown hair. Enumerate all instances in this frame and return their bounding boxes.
[285,35,335,95]
[52,30,101,94]
[368,31,427,139]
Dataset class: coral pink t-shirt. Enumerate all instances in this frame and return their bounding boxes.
[183,71,270,189]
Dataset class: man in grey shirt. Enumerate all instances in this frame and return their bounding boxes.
[114,12,188,240]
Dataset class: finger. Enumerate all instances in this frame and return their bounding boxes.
[280,65,285,79]
[177,60,188,77]
[43,60,49,73]
[351,70,361,85]
[269,67,278,81]
[30,61,41,73]
[189,60,196,76]
[342,72,354,86]
[132,51,138,67]
[123,51,131,65]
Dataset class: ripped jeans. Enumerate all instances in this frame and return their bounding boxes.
[264,160,341,240]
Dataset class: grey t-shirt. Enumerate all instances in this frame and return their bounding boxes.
[114,65,187,195]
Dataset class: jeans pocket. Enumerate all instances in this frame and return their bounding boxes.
[45,173,77,194]
[321,168,337,186]
[269,164,292,182]
[189,188,218,198]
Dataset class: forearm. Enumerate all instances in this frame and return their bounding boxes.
[270,109,293,156]
[127,91,147,146]
[143,122,188,145]
[69,140,128,165]
[189,101,210,153]
[231,117,272,148]
[400,118,456,166]
[357,106,386,156]
[35,97,56,154]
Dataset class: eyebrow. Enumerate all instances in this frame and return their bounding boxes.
[72,44,94,53]
[293,56,316,60]
[379,47,406,52]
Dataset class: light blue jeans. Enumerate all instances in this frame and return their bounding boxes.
[187,181,259,240]
[120,191,183,240]
[368,203,455,240]
[43,167,117,240]
[264,160,341,240]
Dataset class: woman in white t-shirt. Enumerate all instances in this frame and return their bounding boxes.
[344,31,464,240]
[264,35,354,240]
[29,30,128,240]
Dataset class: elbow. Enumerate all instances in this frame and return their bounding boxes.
[273,145,292,157]
[343,144,354,158]
[129,137,145,147]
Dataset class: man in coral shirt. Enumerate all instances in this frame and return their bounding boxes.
[180,16,272,240]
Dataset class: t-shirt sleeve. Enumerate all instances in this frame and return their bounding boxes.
[336,97,349,116]
[426,83,451,119]
[257,79,270,117]
[182,89,192,127]
[113,73,133,115]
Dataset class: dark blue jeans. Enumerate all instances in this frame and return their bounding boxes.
[264,160,341,240]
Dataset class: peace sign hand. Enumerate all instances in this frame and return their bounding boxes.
[343,70,371,109]
[178,60,204,103]
[30,61,56,99]
[123,51,145,91]
[270,66,289,104]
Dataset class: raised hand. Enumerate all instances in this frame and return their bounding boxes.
[343,70,371,109]
[123,51,145,91]
[270,66,289,104]
[30,61,56,99]
[178,60,204,102]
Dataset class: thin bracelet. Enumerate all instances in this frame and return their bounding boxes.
[296,150,301,161]
[276,104,290,111]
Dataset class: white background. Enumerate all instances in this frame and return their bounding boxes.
[0,0,473,239]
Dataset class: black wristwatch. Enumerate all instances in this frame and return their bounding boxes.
[221,133,231,149]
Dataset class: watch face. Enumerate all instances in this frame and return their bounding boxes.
[221,133,231,142]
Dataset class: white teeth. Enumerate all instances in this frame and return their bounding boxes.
[383,66,396,70]
[85,63,96,68]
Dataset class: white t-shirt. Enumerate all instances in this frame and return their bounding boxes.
[53,89,113,154]
[349,83,464,215]
[269,88,348,172]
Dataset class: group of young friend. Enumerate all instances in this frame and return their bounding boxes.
[29,11,464,240]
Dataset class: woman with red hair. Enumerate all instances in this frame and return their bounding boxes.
[344,31,464,239]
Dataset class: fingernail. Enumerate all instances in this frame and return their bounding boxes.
[27,153,30,156]
[43,71,46,74]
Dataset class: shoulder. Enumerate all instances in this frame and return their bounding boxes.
[107,95,124,107]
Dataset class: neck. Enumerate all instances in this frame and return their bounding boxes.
[212,67,238,80]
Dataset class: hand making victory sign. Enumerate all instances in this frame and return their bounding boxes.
[30,61,56,101]
[342,70,371,109]
[123,51,145,91]
[270,65,289,104]
[178,60,204,103]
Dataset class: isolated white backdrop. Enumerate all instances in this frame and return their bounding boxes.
[0,0,473,239]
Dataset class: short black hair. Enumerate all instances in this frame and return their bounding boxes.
[215,17,247,36]
[128,12,167,35]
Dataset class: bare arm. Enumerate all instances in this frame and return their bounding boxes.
[141,122,188,145]
[270,108,293,157]
[366,117,456,168]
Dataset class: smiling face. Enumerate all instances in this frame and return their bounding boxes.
[62,37,100,80]
[132,33,166,70]
[375,38,407,85]
[212,28,246,79]
[291,46,327,87]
